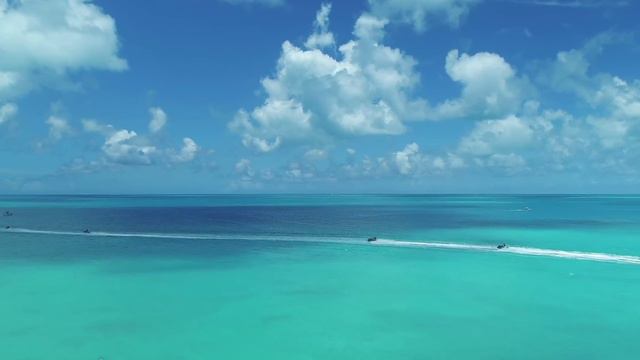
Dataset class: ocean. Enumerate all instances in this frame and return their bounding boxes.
[1,195,639,359]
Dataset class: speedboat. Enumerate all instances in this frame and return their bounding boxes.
[83,229,91,234]
[367,236,377,242]
[497,243,507,249]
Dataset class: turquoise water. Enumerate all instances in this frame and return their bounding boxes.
[1,195,639,359]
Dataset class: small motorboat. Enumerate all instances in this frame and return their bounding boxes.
[367,236,377,242]
[497,243,508,249]
[83,229,91,234]
[3,211,13,217]
[4,226,10,229]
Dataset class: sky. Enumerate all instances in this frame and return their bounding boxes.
[1,0,639,194]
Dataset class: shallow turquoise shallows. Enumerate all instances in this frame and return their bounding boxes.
[1,195,639,359]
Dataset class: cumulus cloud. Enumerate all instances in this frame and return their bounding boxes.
[455,111,563,173]
[46,115,72,141]
[430,50,529,120]
[148,107,168,133]
[585,76,640,149]
[230,5,428,152]
[421,32,639,176]
[0,102,17,124]
[101,129,157,165]
[538,32,640,152]
[528,108,589,170]
[368,0,480,31]
[229,141,469,187]
[450,103,599,174]
[587,78,640,150]
[82,109,200,166]
[285,162,316,180]
[458,115,534,156]
[0,0,127,100]
[540,32,630,97]
[171,137,199,163]
[592,76,640,119]
[342,156,389,178]
[304,3,335,50]
[394,142,420,175]
[588,116,629,149]
[392,142,465,175]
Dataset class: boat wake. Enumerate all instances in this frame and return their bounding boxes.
[371,239,640,265]
[2,227,639,265]
[1,228,361,244]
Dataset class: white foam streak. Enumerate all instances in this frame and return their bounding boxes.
[372,239,640,265]
[2,228,360,244]
[3,228,640,265]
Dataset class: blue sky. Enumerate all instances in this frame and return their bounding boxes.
[1,0,639,193]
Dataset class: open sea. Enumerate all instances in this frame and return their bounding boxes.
[1,194,639,359]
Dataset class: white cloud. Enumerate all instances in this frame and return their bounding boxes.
[148,107,168,133]
[171,137,199,163]
[285,162,315,180]
[394,142,420,175]
[529,108,589,169]
[46,115,72,141]
[232,29,638,182]
[392,142,465,176]
[0,0,127,100]
[242,134,282,153]
[583,76,640,148]
[353,12,388,42]
[459,115,534,156]
[452,104,595,174]
[591,76,640,119]
[540,32,630,99]
[0,102,17,124]
[230,6,428,152]
[368,0,480,31]
[539,33,640,153]
[304,3,335,50]
[336,143,463,179]
[102,129,157,165]
[588,117,629,149]
[83,118,200,166]
[430,50,528,120]
[229,110,283,152]
[542,48,592,98]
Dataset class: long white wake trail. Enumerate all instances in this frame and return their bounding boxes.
[372,239,640,265]
[3,228,640,265]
